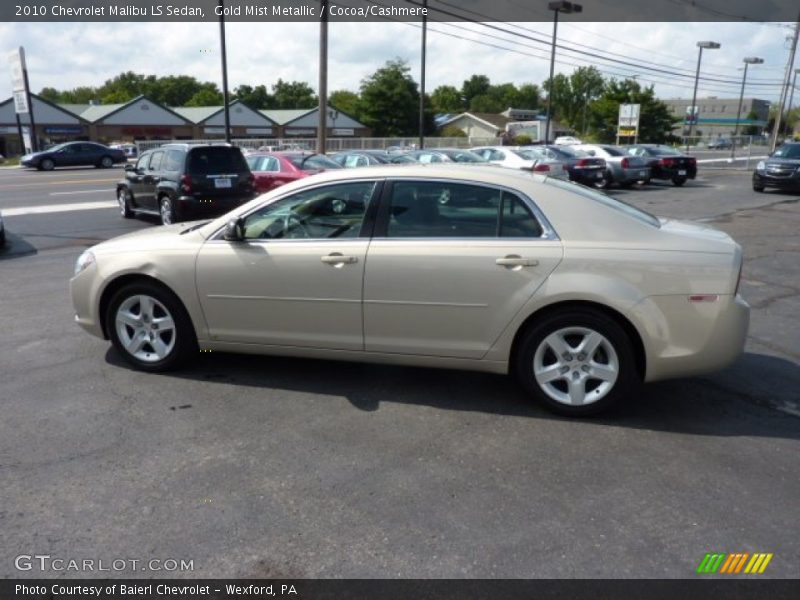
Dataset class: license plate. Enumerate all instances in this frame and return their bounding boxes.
[638,170,646,178]
[214,178,232,189]
[678,169,686,176]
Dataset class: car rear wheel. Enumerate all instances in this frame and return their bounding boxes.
[672,177,687,186]
[514,308,638,416]
[118,188,134,218]
[594,172,612,189]
[40,158,55,171]
[159,196,177,225]
[106,282,197,372]
[99,156,113,168]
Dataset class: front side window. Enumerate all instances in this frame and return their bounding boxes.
[385,181,543,238]
[241,181,376,240]
[148,151,164,171]
[135,153,151,171]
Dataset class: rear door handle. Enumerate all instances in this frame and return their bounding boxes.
[321,254,358,265]
[496,256,539,267]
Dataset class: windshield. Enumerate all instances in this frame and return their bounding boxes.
[46,143,68,153]
[545,178,661,228]
[286,154,342,170]
[772,144,800,159]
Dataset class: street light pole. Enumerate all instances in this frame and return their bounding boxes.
[732,57,763,157]
[787,68,800,116]
[686,41,720,153]
[418,0,427,150]
[317,0,328,154]
[218,0,231,143]
[545,1,582,145]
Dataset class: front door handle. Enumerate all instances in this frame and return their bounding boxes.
[496,256,539,267]
[321,253,358,266]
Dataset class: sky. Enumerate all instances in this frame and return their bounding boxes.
[0,20,796,107]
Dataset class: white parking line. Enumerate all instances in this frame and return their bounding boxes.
[2,201,117,216]
[49,189,112,196]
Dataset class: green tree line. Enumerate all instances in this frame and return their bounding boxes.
[42,62,739,143]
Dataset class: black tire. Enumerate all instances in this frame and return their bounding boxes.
[99,155,114,168]
[0,227,6,247]
[159,195,178,225]
[106,281,197,372]
[752,183,765,193]
[118,188,134,219]
[620,181,634,189]
[672,177,687,187]
[514,308,639,417]
[40,158,55,171]
[594,171,612,189]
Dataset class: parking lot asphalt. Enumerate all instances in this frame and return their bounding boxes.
[0,166,798,579]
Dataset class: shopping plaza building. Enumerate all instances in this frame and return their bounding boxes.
[0,94,370,156]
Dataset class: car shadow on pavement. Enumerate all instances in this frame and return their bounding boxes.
[0,232,37,260]
[105,348,799,439]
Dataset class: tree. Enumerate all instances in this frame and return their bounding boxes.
[588,78,679,143]
[516,83,541,110]
[329,90,360,117]
[430,85,464,113]
[186,88,224,106]
[234,84,273,109]
[742,110,760,136]
[461,75,491,107]
[272,79,317,109]
[440,125,466,137]
[359,59,423,137]
[543,67,604,131]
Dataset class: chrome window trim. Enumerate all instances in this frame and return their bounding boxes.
[207,176,560,243]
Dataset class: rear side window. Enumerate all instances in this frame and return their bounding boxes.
[163,150,184,172]
[285,154,341,170]
[385,181,543,238]
[148,151,164,171]
[187,147,249,175]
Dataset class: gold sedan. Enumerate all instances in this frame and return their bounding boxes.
[71,164,749,416]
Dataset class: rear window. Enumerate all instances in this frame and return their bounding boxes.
[545,178,661,228]
[285,154,341,170]
[441,150,487,163]
[187,147,249,174]
[600,146,625,156]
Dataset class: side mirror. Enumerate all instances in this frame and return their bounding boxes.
[223,217,245,242]
[124,164,134,172]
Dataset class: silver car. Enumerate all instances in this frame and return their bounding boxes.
[71,165,749,416]
[471,146,569,179]
[571,144,651,188]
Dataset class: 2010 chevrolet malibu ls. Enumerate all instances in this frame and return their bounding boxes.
[70,164,749,416]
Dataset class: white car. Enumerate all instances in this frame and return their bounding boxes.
[70,164,749,416]
[554,136,583,145]
[472,146,569,179]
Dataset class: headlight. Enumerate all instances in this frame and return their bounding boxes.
[756,161,765,171]
[74,249,96,276]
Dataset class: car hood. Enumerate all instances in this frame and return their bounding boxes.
[91,221,210,255]
[764,158,800,167]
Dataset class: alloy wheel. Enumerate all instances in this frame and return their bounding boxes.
[115,295,176,363]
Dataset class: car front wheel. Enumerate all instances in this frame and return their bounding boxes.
[515,308,639,416]
[40,158,55,171]
[106,282,197,372]
[99,155,114,168]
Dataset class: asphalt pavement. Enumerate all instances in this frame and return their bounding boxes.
[0,165,798,579]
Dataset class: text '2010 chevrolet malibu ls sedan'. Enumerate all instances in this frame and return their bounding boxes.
[71,164,749,416]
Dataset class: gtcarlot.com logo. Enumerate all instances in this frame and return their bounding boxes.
[696,552,773,574]
[14,554,194,572]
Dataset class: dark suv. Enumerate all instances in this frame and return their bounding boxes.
[752,142,800,192]
[116,143,257,224]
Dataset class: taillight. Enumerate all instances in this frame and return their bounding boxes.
[661,157,675,167]
[180,174,192,194]
[576,158,589,167]
[533,163,551,172]
[688,157,697,166]
[621,157,630,169]
[734,257,743,295]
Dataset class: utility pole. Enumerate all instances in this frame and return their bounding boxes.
[317,0,328,154]
[771,14,799,152]
[218,0,231,143]
[418,0,427,149]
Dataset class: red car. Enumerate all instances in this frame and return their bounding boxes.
[245,152,342,193]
